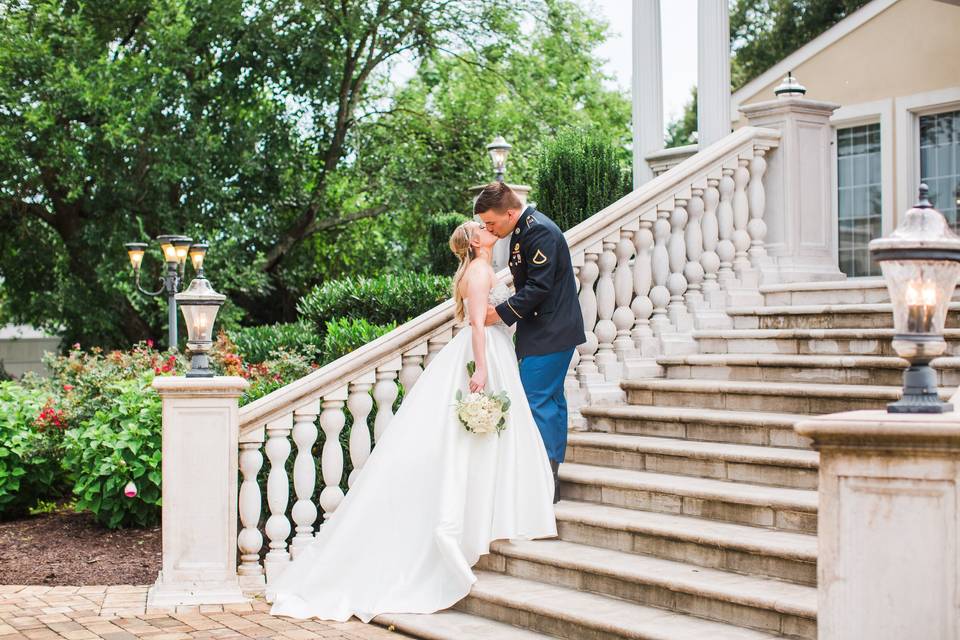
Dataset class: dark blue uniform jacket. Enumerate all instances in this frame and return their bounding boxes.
[495,207,587,358]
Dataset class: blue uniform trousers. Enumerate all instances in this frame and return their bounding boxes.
[518,348,575,463]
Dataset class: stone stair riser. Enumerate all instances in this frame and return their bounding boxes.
[626,387,884,414]
[698,337,960,358]
[661,364,958,387]
[560,481,816,533]
[763,289,890,307]
[734,312,960,331]
[476,553,816,640]
[566,444,817,490]
[455,597,621,640]
[556,520,817,586]
[585,414,811,449]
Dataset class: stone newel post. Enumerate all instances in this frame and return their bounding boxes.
[740,90,844,283]
[796,410,960,639]
[147,376,250,608]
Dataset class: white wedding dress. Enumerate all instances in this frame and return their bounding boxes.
[268,283,557,622]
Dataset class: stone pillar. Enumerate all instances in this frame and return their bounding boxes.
[632,0,664,187]
[147,376,249,608]
[740,94,844,282]
[697,0,731,148]
[795,410,960,640]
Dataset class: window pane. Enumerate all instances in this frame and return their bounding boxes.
[837,123,883,277]
[920,110,960,233]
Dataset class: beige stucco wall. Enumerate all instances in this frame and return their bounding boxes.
[734,0,960,121]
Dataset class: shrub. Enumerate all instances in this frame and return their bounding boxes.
[426,212,471,275]
[297,273,451,330]
[0,382,64,519]
[533,128,632,231]
[322,318,397,363]
[62,374,163,529]
[227,321,323,364]
[211,332,318,406]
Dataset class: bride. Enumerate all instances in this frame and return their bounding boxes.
[268,220,557,622]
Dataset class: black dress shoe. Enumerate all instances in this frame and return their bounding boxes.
[550,459,560,504]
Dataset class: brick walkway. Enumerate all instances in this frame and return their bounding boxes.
[0,586,405,640]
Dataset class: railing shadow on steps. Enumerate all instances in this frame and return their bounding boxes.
[233,125,781,593]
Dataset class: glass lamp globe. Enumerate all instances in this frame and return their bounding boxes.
[176,277,226,378]
[173,237,193,266]
[486,136,512,181]
[869,184,960,413]
[156,235,181,265]
[124,242,148,271]
[189,242,209,275]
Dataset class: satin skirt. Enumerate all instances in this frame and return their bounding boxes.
[268,325,557,622]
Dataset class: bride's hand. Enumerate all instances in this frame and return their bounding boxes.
[468,368,487,393]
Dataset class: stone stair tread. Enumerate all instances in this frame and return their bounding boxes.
[693,328,960,339]
[376,610,555,639]
[759,278,884,293]
[490,538,817,619]
[561,463,817,511]
[567,431,818,467]
[622,378,946,400]
[656,353,910,368]
[581,404,803,428]
[555,501,817,561]
[727,301,960,316]
[468,570,782,640]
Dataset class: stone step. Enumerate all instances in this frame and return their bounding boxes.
[694,328,960,357]
[657,353,960,387]
[726,302,960,330]
[622,379,951,414]
[479,539,817,639]
[560,463,817,533]
[566,432,818,489]
[554,501,817,585]
[457,571,784,640]
[376,610,555,639]
[580,405,811,449]
[760,278,888,306]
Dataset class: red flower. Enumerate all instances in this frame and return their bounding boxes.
[62,384,74,392]
[154,367,162,375]
[72,343,81,350]
[146,339,154,348]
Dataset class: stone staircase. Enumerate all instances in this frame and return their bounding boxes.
[377,279,956,639]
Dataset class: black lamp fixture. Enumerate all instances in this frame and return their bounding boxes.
[486,136,512,183]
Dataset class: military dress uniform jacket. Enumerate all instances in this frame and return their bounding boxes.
[495,207,586,358]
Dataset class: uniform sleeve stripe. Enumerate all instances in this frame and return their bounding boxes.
[507,301,523,319]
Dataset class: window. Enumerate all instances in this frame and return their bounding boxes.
[920,110,960,228]
[837,124,882,277]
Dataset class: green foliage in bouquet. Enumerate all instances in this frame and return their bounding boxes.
[455,361,511,436]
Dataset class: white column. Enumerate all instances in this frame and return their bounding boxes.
[148,377,249,607]
[697,0,731,148]
[290,400,321,556]
[632,0,664,187]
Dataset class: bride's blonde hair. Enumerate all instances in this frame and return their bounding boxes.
[449,221,478,322]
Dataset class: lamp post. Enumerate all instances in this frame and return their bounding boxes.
[487,136,512,183]
[124,235,207,349]
[176,276,225,377]
[870,184,960,413]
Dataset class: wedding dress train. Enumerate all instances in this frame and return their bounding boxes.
[268,284,557,622]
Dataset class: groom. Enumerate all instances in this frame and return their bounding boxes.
[476,182,586,504]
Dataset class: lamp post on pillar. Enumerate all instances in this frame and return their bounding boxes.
[471,136,531,272]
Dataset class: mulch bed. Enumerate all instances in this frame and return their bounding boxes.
[0,505,160,585]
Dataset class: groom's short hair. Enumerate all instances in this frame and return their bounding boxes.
[474,182,522,215]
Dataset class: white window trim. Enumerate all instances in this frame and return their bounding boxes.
[830,98,894,277]
[895,87,960,215]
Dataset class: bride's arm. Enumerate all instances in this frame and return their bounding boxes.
[466,266,492,393]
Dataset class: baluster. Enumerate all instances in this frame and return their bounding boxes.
[631,219,656,356]
[399,343,427,393]
[701,178,722,303]
[594,239,618,380]
[732,158,752,277]
[667,198,690,331]
[263,414,293,582]
[347,371,376,486]
[684,189,705,312]
[717,168,736,288]
[650,207,672,335]
[373,359,401,442]
[576,251,601,383]
[424,328,452,368]
[318,387,348,523]
[566,264,586,430]
[238,435,264,586]
[613,229,636,361]
[290,400,321,556]
[748,148,770,269]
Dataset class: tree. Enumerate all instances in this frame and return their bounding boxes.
[664,0,869,148]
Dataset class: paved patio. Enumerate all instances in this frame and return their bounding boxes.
[0,586,405,640]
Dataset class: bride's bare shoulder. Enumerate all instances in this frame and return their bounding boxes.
[460,261,494,294]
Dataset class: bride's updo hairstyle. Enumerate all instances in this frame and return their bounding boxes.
[449,221,477,322]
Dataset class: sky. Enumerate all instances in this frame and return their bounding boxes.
[591,0,699,125]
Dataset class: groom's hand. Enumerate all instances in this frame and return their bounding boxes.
[484,305,501,326]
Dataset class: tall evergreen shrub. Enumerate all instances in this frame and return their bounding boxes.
[534,129,631,231]
[426,212,471,275]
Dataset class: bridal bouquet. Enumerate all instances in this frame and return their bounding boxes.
[455,361,510,435]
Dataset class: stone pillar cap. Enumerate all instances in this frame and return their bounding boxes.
[796,409,960,450]
[153,375,250,396]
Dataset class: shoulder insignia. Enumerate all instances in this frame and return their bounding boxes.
[526,215,536,228]
[532,249,548,265]
[513,243,520,252]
